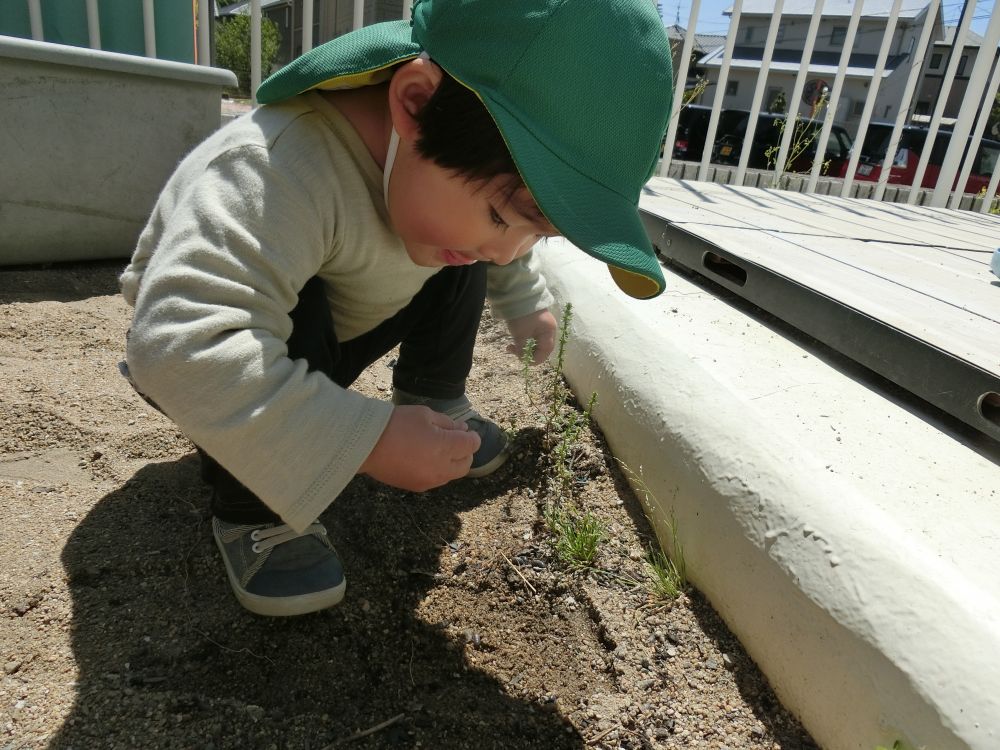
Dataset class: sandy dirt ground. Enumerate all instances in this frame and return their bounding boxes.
[0,260,818,749]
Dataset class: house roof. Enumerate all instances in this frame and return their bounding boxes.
[937,25,986,48]
[664,24,727,54]
[698,44,909,79]
[723,0,930,19]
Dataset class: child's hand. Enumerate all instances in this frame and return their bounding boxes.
[359,405,481,491]
[506,309,557,364]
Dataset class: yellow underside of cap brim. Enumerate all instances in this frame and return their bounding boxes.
[609,266,662,299]
[310,62,405,92]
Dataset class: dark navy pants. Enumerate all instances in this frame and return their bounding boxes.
[207,263,487,524]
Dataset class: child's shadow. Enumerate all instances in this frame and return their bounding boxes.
[52,451,580,749]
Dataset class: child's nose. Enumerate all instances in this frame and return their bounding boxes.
[484,235,535,266]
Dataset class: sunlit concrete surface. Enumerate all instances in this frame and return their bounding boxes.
[0,36,236,266]
[538,224,1000,750]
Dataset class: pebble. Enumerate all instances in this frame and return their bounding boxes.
[4,660,21,675]
[245,704,264,721]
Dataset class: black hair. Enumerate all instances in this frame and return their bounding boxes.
[413,69,522,189]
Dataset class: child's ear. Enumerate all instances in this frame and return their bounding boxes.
[387,57,443,142]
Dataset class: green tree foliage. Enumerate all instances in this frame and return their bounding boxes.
[215,14,281,97]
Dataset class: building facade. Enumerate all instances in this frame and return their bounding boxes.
[914,26,996,123]
[694,0,944,137]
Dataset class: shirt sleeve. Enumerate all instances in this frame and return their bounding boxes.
[485,247,555,321]
[124,135,392,533]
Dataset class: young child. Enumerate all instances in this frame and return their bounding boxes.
[120,0,673,616]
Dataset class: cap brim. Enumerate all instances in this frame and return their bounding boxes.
[483,97,665,299]
[256,20,420,104]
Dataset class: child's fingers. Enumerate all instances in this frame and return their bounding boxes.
[425,411,481,457]
[506,335,554,364]
[427,410,469,431]
[360,405,481,491]
[440,422,481,457]
[532,331,556,363]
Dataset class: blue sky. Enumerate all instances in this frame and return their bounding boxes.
[658,0,993,36]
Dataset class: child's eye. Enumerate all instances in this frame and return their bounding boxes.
[489,207,508,230]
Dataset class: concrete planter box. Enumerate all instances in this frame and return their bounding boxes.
[0,36,236,266]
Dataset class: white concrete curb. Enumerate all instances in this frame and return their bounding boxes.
[537,238,1000,750]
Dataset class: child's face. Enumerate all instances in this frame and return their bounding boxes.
[387,146,558,268]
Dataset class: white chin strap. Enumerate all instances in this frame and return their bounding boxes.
[383,52,430,209]
[382,127,400,209]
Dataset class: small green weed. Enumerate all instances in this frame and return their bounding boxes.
[521,303,606,569]
[643,510,687,603]
[619,461,688,603]
[764,93,831,183]
[544,503,605,570]
[520,337,538,398]
[976,186,1000,214]
[646,547,684,601]
[539,304,599,500]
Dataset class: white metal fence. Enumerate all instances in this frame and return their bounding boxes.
[13,0,1000,213]
[663,0,1000,213]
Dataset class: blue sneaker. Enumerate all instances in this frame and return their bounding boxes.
[212,518,346,616]
[392,390,510,478]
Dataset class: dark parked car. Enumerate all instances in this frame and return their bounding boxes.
[671,105,745,162]
[711,112,853,174]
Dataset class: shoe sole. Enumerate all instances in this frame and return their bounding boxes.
[453,408,510,479]
[213,534,347,617]
[465,444,510,478]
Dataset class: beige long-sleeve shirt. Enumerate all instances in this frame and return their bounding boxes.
[121,92,552,532]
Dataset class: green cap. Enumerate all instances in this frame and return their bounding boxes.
[257,0,673,299]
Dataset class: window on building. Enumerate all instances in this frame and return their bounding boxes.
[830,27,847,45]
[726,80,739,96]
[744,26,754,43]
[852,100,865,116]
[776,23,785,43]
[957,55,968,76]
[930,53,942,69]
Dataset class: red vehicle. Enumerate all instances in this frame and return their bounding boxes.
[840,123,1000,194]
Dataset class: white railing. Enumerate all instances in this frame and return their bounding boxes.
[23,0,212,65]
[14,0,1000,213]
[659,0,1000,213]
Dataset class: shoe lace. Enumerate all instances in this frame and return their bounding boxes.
[218,522,328,555]
[248,522,327,554]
